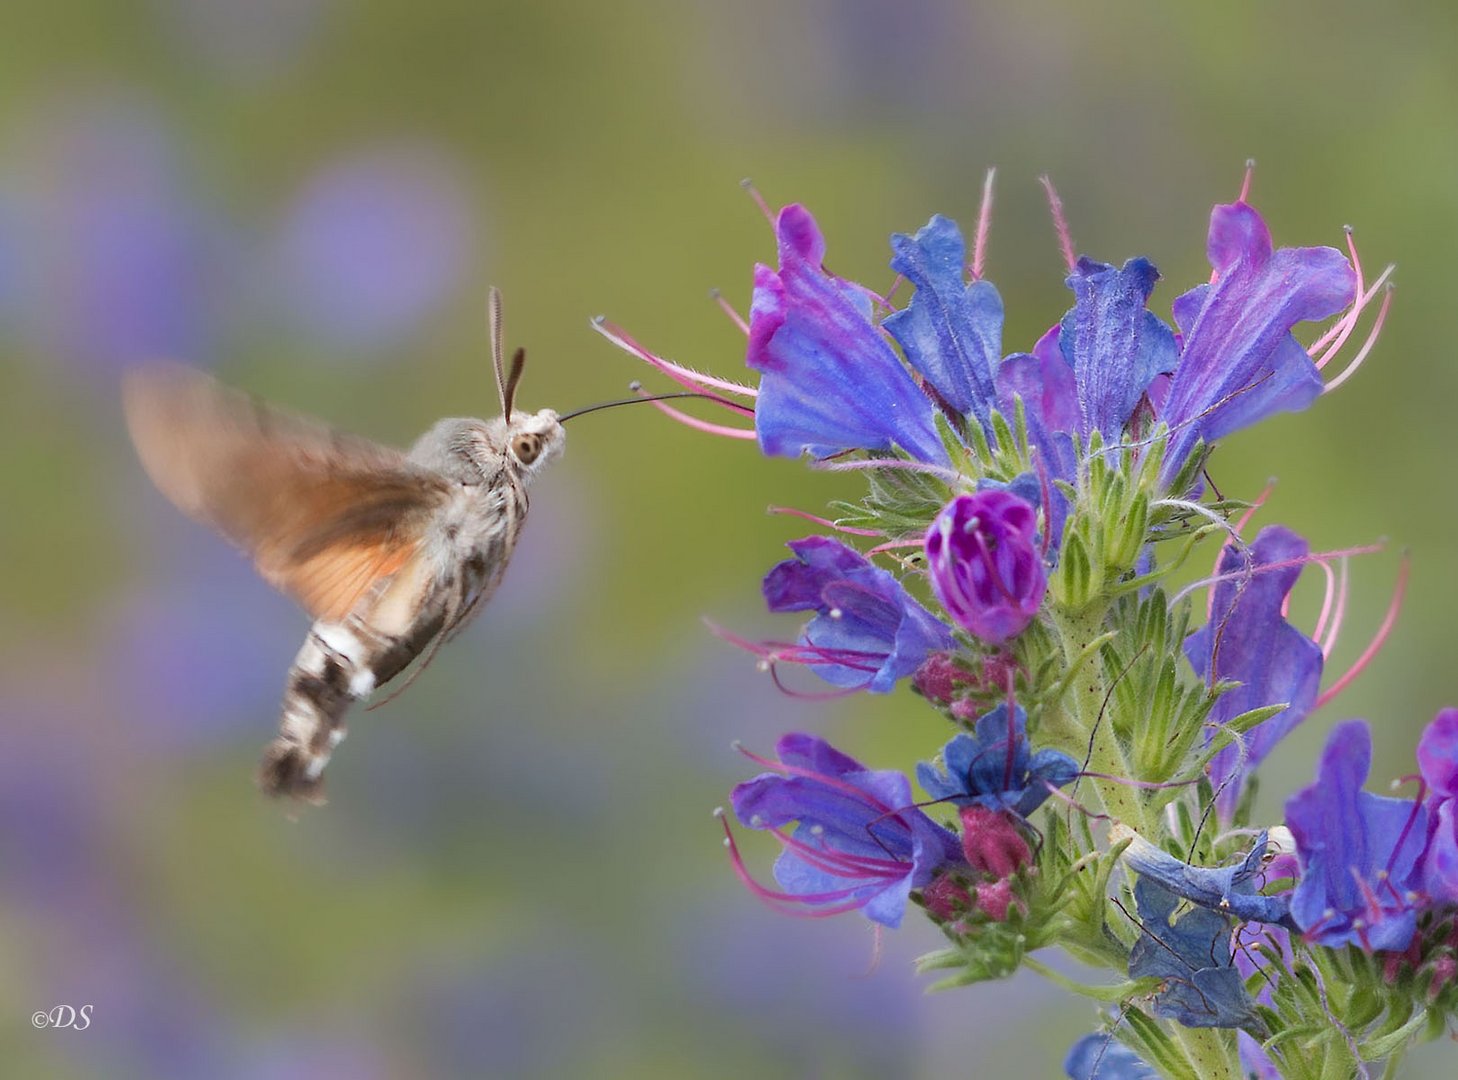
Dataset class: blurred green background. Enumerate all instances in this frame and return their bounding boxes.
[2,1,1456,1077]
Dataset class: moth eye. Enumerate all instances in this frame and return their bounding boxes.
[512,434,541,465]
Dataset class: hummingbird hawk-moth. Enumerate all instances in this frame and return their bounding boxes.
[124,289,703,804]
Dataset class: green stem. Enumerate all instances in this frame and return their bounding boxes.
[1050,606,1156,837]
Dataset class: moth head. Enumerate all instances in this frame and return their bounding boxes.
[505,408,565,475]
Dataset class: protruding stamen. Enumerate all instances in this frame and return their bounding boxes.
[591,316,759,401]
[636,394,757,439]
[1039,175,1077,273]
[1323,281,1394,393]
[741,177,774,224]
[1318,558,1350,659]
[971,167,996,280]
[709,287,751,336]
[1169,541,1385,609]
[1315,553,1409,710]
[1239,158,1256,203]
[767,506,881,537]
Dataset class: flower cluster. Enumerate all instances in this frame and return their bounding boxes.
[594,170,1455,1078]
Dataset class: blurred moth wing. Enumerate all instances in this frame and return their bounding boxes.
[123,288,568,805]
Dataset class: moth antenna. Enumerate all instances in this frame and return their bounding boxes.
[503,347,527,418]
[487,286,509,416]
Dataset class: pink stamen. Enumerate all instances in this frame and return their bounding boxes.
[703,620,883,673]
[592,317,759,401]
[1204,481,1273,620]
[1039,175,1077,274]
[772,826,908,876]
[740,177,774,224]
[1315,554,1408,710]
[1323,283,1393,393]
[767,506,881,537]
[709,288,750,336]
[1309,559,1339,647]
[971,167,996,280]
[1170,542,1385,609]
[639,396,757,439]
[1234,480,1275,535]
[1319,559,1350,659]
[1238,158,1255,204]
[1309,229,1369,364]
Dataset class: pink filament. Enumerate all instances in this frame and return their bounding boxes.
[1308,559,1339,647]
[767,505,882,537]
[1318,559,1351,659]
[1315,554,1408,710]
[710,288,751,336]
[810,457,965,484]
[1323,284,1393,393]
[1171,542,1385,609]
[592,317,759,401]
[972,167,996,280]
[1239,158,1255,204]
[741,178,774,223]
[1039,175,1077,274]
[640,396,757,439]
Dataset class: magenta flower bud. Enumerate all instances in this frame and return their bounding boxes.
[925,491,1047,645]
[958,805,1031,879]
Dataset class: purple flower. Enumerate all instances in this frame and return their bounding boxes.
[748,204,948,464]
[1064,1034,1159,1080]
[925,490,1047,644]
[883,214,1003,432]
[1417,708,1458,903]
[1160,201,1357,482]
[1118,828,1292,927]
[1127,877,1262,1030]
[916,704,1078,818]
[726,734,963,927]
[762,536,955,693]
[1285,720,1428,951]
[1185,526,1324,818]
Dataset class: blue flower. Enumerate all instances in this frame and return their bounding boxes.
[1185,526,1324,819]
[1118,828,1293,927]
[748,205,948,464]
[762,537,955,693]
[1415,708,1458,903]
[916,704,1078,817]
[1160,201,1357,483]
[1128,877,1262,1030]
[727,733,964,928]
[1063,1033,1159,1080]
[883,214,1003,433]
[1285,720,1428,951]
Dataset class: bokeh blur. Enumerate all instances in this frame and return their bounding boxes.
[3,2,1456,1077]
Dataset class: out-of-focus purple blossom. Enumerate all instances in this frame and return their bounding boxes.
[1064,1032,1159,1080]
[728,733,963,928]
[1185,526,1324,819]
[1233,921,1294,1079]
[7,96,222,377]
[883,214,1002,432]
[748,204,948,464]
[916,704,1077,818]
[1119,828,1292,927]
[1127,877,1262,1030]
[762,536,954,693]
[925,490,1046,645]
[1417,708,1458,903]
[1160,201,1356,483]
[272,144,475,355]
[1286,720,1428,951]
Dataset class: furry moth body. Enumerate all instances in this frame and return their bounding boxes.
[124,289,564,803]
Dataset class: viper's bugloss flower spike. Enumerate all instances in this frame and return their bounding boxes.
[916,704,1078,818]
[1186,526,1324,819]
[1285,720,1428,951]
[1127,877,1264,1031]
[1115,826,1293,927]
[1063,1034,1160,1080]
[761,536,955,693]
[1160,201,1358,484]
[726,733,964,928]
[748,204,949,464]
[925,491,1048,645]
